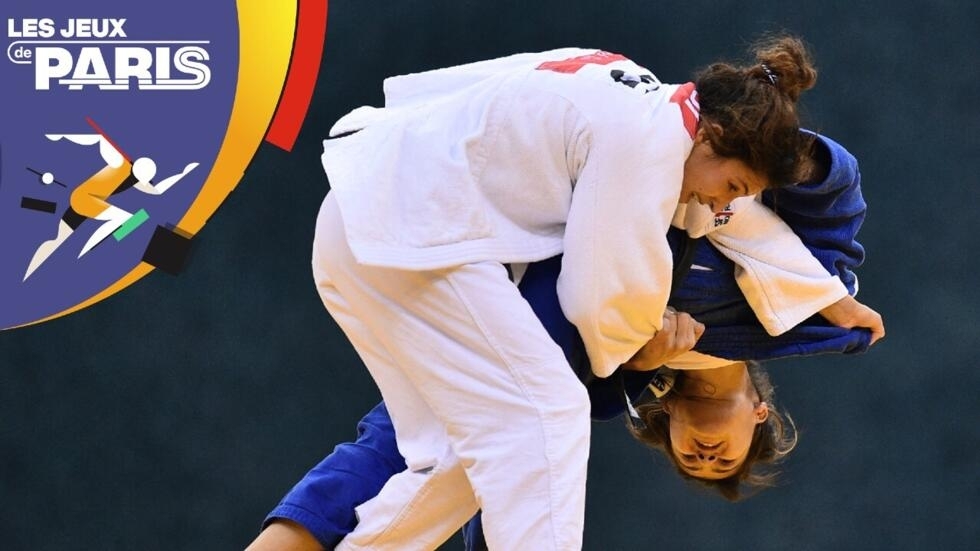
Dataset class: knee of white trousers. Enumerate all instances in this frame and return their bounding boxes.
[474,374,590,551]
[538,368,591,434]
[468,366,592,473]
[545,376,592,477]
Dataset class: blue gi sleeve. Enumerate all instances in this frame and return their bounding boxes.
[761,131,866,295]
[683,133,872,361]
[588,134,874,420]
[262,402,406,549]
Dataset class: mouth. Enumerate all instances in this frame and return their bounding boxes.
[695,439,721,449]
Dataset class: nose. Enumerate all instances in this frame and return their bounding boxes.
[694,440,724,462]
[707,196,734,214]
[716,194,738,212]
[696,451,718,462]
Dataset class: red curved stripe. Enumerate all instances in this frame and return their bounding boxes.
[265,0,328,152]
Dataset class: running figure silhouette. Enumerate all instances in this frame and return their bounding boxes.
[23,125,197,281]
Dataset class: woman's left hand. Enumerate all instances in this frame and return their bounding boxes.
[819,295,886,345]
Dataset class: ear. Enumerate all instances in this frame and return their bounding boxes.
[694,121,724,144]
[754,402,769,424]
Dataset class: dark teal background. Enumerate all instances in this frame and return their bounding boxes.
[2,2,978,549]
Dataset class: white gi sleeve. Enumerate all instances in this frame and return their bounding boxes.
[704,196,849,336]
[558,104,688,379]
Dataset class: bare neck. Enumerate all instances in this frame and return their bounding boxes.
[682,362,751,399]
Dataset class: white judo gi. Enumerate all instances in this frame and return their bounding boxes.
[313,49,846,550]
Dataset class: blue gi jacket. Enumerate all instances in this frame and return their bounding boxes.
[263,133,871,549]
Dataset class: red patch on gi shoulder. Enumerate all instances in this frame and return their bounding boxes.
[536,51,628,74]
[669,83,700,140]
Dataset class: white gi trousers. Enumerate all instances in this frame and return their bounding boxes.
[313,193,591,550]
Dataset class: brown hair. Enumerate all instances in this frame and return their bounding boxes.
[695,35,819,188]
[627,362,798,501]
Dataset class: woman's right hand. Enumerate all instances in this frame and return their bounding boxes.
[622,309,705,372]
[819,295,886,345]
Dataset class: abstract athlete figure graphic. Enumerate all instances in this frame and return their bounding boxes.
[23,118,198,281]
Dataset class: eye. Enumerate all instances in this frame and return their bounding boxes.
[728,182,738,193]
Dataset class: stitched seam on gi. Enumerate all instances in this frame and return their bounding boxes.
[444,265,564,551]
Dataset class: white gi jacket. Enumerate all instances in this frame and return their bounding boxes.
[321,48,846,378]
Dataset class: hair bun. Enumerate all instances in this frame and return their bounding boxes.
[752,35,817,101]
[693,33,819,188]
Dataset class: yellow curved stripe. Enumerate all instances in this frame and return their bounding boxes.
[181,1,297,233]
[22,1,297,328]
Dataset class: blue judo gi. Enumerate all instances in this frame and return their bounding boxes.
[263,133,871,549]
